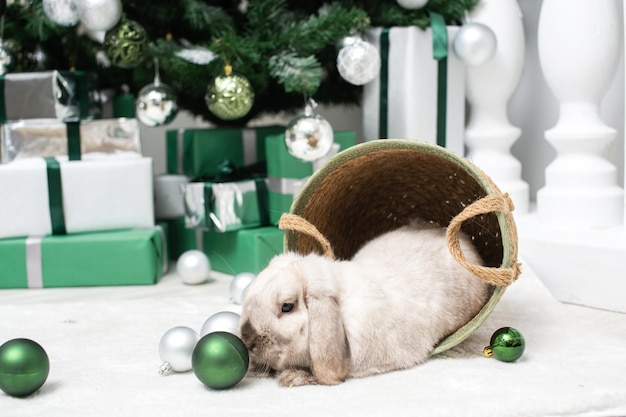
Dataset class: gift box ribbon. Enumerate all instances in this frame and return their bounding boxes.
[43,121,83,235]
[45,157,67,235]
[378,14,448,147]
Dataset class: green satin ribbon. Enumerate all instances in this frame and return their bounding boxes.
[378,28,390,139]
[65,119,81,161]
[73,71,90,119]
[254,177,270,227]
[45,157,67,235]
[429,12,448,148]
[0,76,5,123]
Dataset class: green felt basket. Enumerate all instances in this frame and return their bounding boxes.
[282,139,521,355]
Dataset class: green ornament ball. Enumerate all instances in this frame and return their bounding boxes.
[205,67,254,121]
[104,17,148,69]
[0,338,50,397]
[483,327,525,362]
[191,331,249,390]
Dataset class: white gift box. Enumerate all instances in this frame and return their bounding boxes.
[0,155,154,239]
[153,174,189,220]
[362,26,466,156]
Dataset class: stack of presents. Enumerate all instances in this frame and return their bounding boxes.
[0,70,357,289]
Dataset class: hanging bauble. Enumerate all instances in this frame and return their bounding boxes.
[136,59,179,127]
[483,327,526,362]
[43,0,79,26]
[205,65,254,121]
[452,22,498,66]
[229,272,255,305]
[396,0,429,10]
[27,45,48,69]
[200,311,241,337]
[176,250,211,285]
[104,17,148,69]
[0,41,13,76]
[336,34,361,50]
[0,338,50,397]
[77,0,122,32]
[285,99,334,162]
[158,326,199,375]
[192,332,249,390]
[337,38,380,86]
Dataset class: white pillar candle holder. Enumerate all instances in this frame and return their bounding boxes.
[465,0,530,214]
[536,0,623,229]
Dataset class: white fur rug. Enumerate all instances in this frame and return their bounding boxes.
[1,259,625,417]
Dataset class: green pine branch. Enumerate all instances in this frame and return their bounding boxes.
[1,0,479,125]
[269,52,322,95]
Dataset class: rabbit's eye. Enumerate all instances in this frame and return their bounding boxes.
[281,303,295,313]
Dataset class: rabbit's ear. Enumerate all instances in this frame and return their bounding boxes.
[305,292,351,385]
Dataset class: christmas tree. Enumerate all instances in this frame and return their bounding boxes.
[1,0,478,125]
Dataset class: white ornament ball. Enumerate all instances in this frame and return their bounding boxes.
[200,311,241,337]
[337,39,381,86]
[396,0,429,10]
[229,272,256,305]
[176,250,211,285]
[43,0,80,26]
[452,22,498,67]
[135,83,179,127]
[77,0,122,32]
[158,326,199,374]
[285,110,334,162]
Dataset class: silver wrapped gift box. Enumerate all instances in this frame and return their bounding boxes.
[1,118,142,163]
[183,178,269,233]
[0,70,100,121]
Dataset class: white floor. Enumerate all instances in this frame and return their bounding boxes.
[1,259,625,417]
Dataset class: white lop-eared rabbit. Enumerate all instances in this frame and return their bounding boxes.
[239,221,490,387]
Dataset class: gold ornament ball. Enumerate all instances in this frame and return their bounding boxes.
[205,73,254,121]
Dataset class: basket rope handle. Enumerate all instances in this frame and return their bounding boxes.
[446,192,521,287]
[278,213,335,259]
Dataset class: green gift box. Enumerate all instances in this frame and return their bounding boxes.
[0,70,100,122]
[166,125,284,178]
[266,131,357,224]
[201,226,284,275]
[160,217,199,260]
[0,227,165,289]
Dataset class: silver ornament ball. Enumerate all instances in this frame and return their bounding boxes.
[77,0,122,32]
[158,326,199,374]
[176,250,211,285]
[285,107,334,162]
[452,22,498,67]
[43,0,80,26]
[0,42,13,76]
[200,311,241,337]
[229,272,255,305]
[337,39,381,86]
[396,0,429,10]
[135,83,179,127]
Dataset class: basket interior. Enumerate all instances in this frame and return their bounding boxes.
[288,146,504,268]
